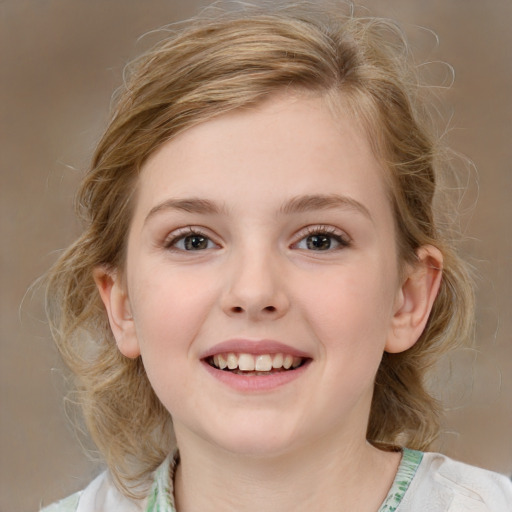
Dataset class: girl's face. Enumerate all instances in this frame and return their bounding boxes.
[101,93,426,457]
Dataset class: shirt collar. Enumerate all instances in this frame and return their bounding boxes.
[145,450,179,512]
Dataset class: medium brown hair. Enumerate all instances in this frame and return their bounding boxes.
[45,1,474,496]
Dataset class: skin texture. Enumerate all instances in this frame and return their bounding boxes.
[95,93,442,511]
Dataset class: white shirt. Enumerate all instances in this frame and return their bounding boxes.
[41,449,512,511]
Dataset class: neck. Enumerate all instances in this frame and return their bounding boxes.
[173,432,400,512]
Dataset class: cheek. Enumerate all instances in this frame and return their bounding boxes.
[128,272,216,413]
[297,261,398,351]
[129,267,218,359]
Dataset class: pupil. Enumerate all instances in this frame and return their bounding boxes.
[185,235,208,250]
[307,235,331,250]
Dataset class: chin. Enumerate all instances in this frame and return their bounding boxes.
[216,436,297,459]
[225,425,332,461]
[196,418,305,459]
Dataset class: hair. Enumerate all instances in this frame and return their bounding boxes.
[45,0,474,498]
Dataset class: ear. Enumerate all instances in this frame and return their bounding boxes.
[93,266,141,359]
[385,245,443,354]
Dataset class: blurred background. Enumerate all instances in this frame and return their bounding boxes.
[1,1,511,510]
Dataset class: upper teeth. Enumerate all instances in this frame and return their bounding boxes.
[211,353,302,371]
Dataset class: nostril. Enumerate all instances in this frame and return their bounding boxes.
[227,305,279,315]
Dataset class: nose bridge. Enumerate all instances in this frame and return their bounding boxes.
[222,239,289,319]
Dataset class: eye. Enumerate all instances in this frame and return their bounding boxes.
[293,226,350,251]
[165,229,218,251]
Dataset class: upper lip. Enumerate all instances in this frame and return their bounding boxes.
[199,339,312,360]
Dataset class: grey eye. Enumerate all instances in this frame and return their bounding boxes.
[306,234,333,250]
[171,234,215,251]
[182,235,210,250]
[295,231,347,251]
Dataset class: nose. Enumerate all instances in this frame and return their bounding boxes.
[221,248,290,321]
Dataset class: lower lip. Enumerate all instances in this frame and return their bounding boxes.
[201,360,311,392]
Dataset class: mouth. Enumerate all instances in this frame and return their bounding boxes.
[205,352,310,376]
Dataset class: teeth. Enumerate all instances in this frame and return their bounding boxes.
[255,355,273,371]
[272,353,283,368]
[218,353,228,370]
[238,354,255,371]
[210,352,304,372]
[227,353,238,370]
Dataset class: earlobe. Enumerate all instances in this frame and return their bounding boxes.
[93,267,141,359]
[385,245,443,354]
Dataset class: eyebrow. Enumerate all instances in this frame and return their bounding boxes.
[280,194,372,220]
[144,193,372,223]
[145,198,225,224]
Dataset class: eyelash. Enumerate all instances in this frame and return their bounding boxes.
[163,227,218,251]
[162,225,351,252]
[292,225,351,251]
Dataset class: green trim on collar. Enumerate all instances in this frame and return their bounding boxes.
[378,448,423,512]
[146,451,178,512]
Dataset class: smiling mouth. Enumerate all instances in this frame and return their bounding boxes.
[206,353,309,375]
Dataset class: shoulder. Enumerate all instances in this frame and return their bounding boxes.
[401,451,512,511]
[40,492,81,512]
[40,471,145,512]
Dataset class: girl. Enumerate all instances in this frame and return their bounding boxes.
[42,2,512,511]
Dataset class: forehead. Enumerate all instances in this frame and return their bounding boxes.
[135,92,391,223]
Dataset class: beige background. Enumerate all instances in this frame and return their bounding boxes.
[1,1,511,511]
